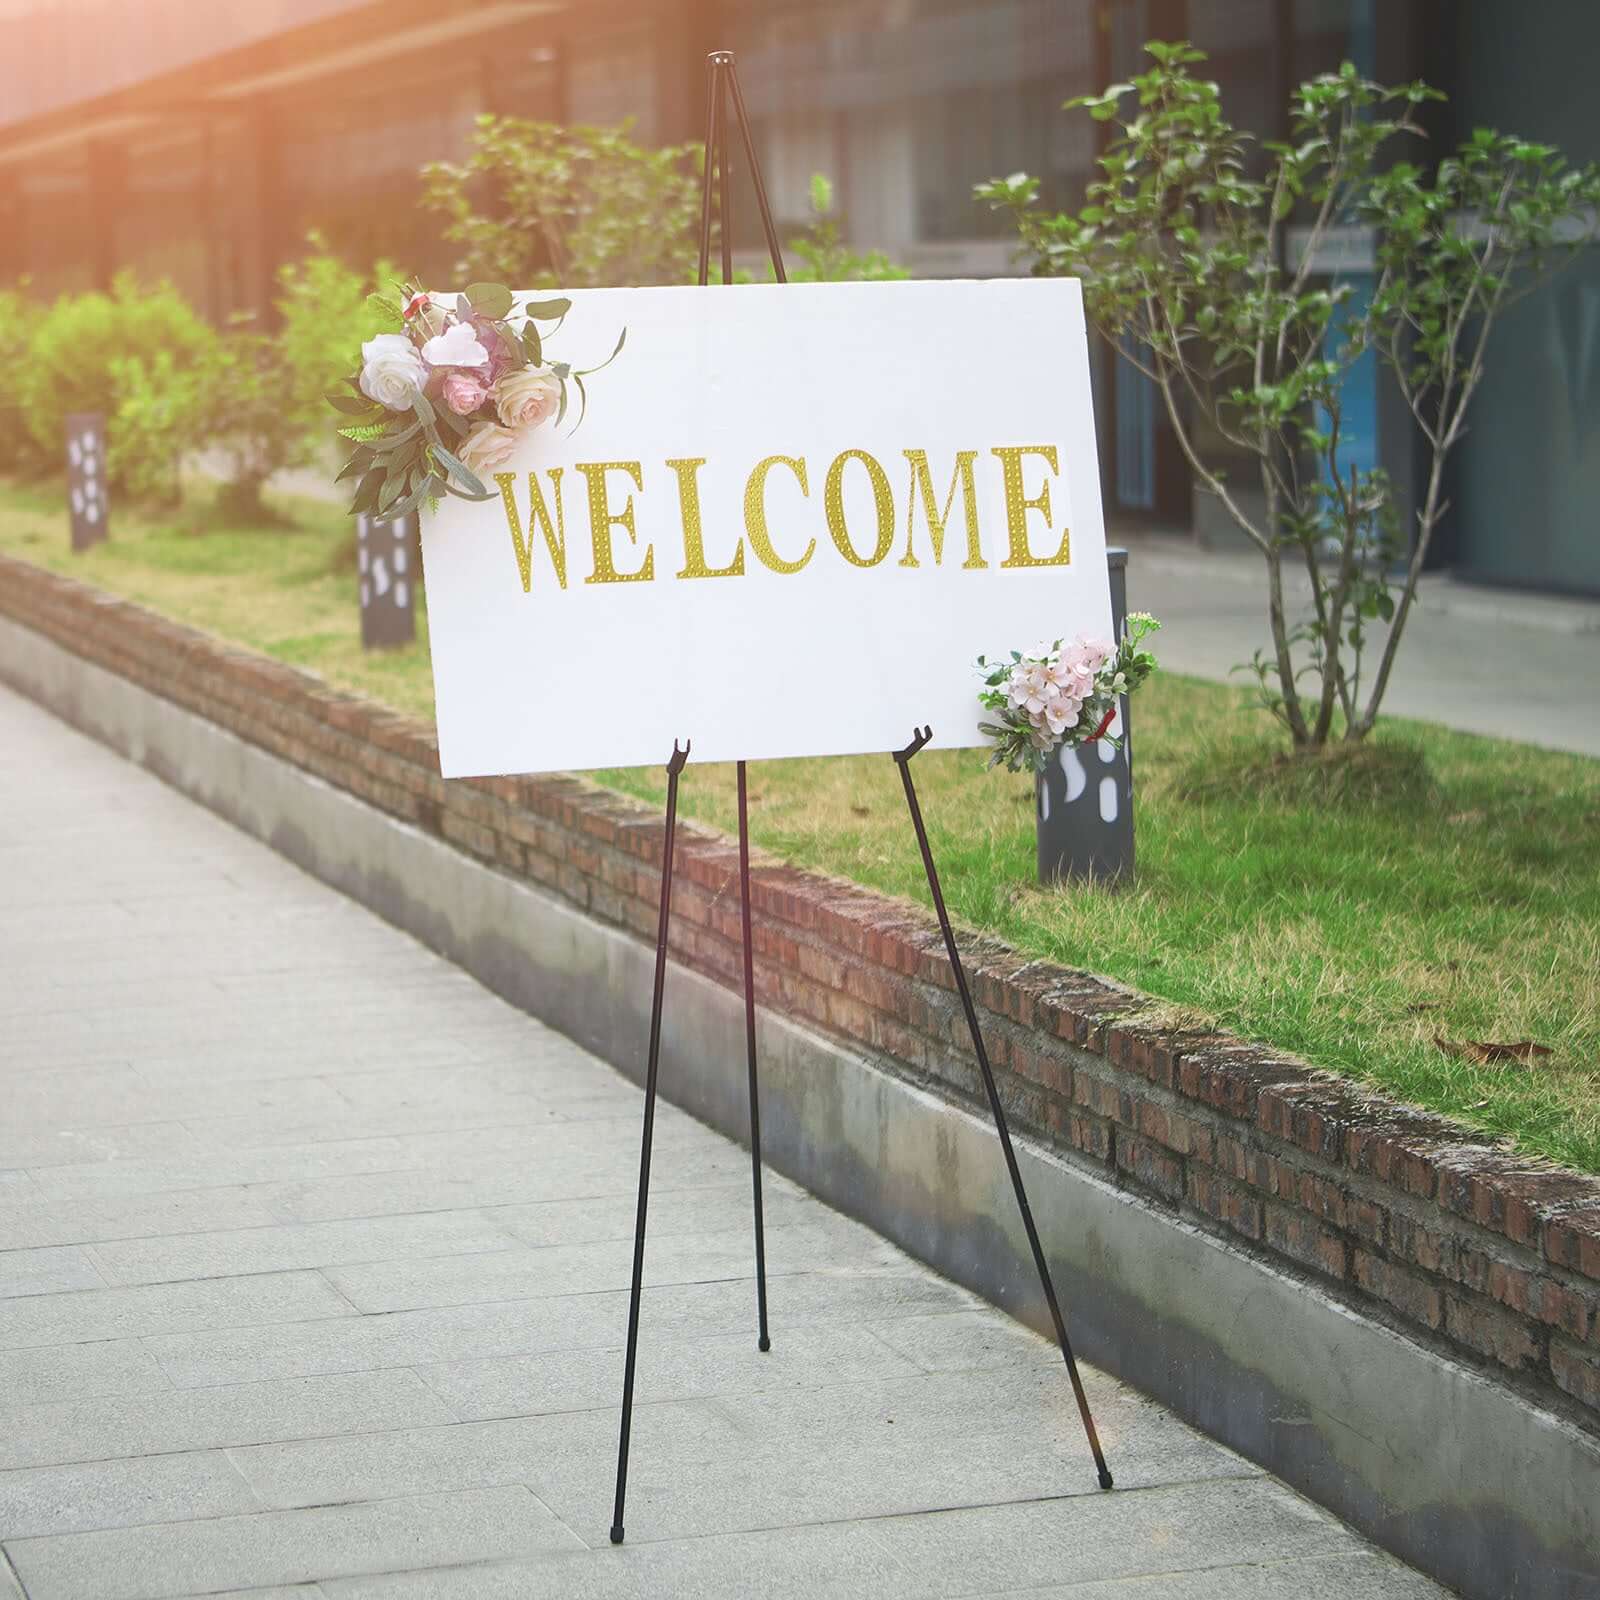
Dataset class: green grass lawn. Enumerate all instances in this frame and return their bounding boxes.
[5,475,1597,1172]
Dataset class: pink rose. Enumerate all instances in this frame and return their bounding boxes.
[457,422,521,477]
[492,368,561,430]
[441,371,489,416]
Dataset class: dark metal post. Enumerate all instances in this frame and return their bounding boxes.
[738,761,770,1352]
[611,50,793,1544]
[893,727,1113,1491]
[699,50,778,1355]
[1036,548,1135,886]
[611,739,691,1547]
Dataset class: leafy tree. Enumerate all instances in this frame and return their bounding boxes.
[421,118,705,289]
[980,43,1600,748]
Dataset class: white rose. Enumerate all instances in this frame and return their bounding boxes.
[492,367,561,430]
[457,422,521,478]
[359,334,427,411]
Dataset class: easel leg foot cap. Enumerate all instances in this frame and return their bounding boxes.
[758,1336,771,1353]
[1097,1467,1114,1491]
[609,1526,625,1544]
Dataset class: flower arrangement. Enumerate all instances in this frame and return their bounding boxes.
[977,613,1160,773]
[328,280,624,520]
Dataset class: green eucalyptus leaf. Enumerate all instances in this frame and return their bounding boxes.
[523,296,572,321]
[463,282,514,320]
[351,466,385,516]
[430,442,492,500]
[576,325,627,378]
[377,472,406,515]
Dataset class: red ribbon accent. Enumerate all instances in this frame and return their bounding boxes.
[1084,707,1117,743]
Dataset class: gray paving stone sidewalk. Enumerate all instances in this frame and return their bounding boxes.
[0,682,1450,1599]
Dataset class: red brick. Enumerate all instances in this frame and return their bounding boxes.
[1009,1042,1070,1097]
[1115,1136,1185,1205]
[1073,1072,1129,1125]
[1388,1213,1443,1274]
[439,812,497,862]
[1485,1259,1537,1316]
[1187,1168,1264,1241]
[1352,1249,1443,1331]
[1265,1202,1347,1280]
[1138,1100,1215,1161]
[1208,1131,1249,1183]
[1550,1337,1600,1413]
[1345,1121,1449,1201]
[1434,1153,1590,1251]
[1545,1206,1600,1284]
[1105,1024,1179,1088]
[1532,1279,1593,1342]
[1256,1081,1361,1161]
[1444,1292,1542,1373]
[1066,1112,1114,1163]
[1178,1049,1308,1123]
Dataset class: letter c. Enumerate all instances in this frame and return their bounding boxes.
[744,455,815,574]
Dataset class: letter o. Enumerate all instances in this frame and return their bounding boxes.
[824,449,895,568]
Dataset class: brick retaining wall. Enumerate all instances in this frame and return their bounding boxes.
[5,550,1598,1433]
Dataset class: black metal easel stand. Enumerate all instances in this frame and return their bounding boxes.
[893,727,1112,1488]
[610,49,781,1548]
[609,52,1112,1548]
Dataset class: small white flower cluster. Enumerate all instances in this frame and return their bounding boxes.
[1005,637,1113,749]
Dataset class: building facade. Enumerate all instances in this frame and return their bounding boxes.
[0,0,1594,593]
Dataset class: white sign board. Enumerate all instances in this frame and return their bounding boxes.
[422,279,1110,777]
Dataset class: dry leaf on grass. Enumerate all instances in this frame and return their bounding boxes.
[1433,1036,1554,1067]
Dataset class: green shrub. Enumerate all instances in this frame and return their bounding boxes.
[787,175,908,283]
[0,283,47,476]
[191,320,313,522]
[275,237,399,459]
[17,276,214,499]
[107,346,210,505]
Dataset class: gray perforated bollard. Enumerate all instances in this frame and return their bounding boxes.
[357,512,418,650]
[65,413,108,552]
[1035,548,1134,886]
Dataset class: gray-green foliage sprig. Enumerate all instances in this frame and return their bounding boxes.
[978,42,1600,750]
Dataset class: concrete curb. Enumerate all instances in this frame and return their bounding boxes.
[3,612,1597,1600]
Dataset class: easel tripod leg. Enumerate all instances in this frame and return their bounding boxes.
[610,739,691,1546]
[891,727,1114,1490]
[737,761,771,1351]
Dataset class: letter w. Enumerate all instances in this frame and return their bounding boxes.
[496,469,569,592]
